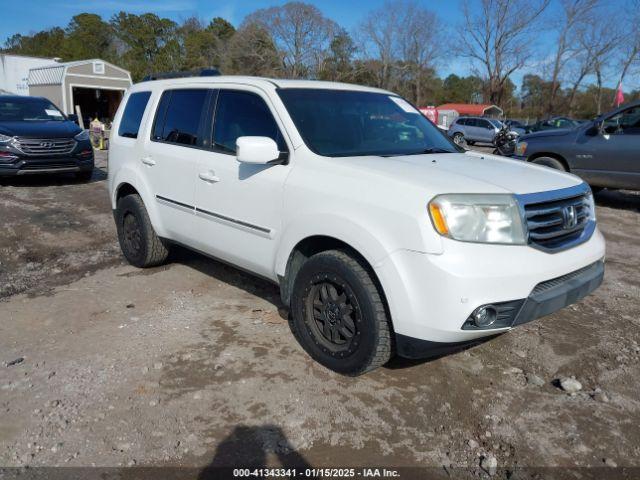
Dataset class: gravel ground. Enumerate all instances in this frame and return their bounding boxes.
[1,150,639,477]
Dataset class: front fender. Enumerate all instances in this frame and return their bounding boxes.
[275,213,406,278]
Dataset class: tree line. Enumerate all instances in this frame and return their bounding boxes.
[3,0,640,120]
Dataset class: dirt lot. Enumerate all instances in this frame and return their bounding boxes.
[1,150,639,477]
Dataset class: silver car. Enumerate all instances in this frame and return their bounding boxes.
[448,116,502,146]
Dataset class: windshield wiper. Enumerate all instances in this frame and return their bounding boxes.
[405,147,455,155]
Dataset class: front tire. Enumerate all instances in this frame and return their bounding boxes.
[290,250,392,376]
[115,194,169,268]
[531,156,566,171]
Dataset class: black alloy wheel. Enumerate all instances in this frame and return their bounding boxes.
[306,279,360,355]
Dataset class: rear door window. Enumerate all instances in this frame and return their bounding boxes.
[212,90,287,154]
[118,91,151,138]
[152,89,210,147]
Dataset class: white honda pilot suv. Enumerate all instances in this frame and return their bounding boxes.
[108,76,605,375]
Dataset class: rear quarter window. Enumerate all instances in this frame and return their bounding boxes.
[118,91,151,138]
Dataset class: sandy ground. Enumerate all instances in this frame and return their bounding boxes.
[1,150,639,477]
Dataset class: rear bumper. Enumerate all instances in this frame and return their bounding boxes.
[0,155,94,176]
[396,259,604,358]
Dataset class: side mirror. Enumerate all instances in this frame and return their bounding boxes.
[67,113,79,124]
[236,136,281,165]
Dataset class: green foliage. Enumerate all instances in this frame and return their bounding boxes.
[65,13,115,61]
[442,74,484,104]
[5,27,66,58]
[0,2,633,116]
[110,12,182,81]
[318,29,356,81]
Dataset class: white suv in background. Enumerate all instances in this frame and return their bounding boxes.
[108,76,605,375]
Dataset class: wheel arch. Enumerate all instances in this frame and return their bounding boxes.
[110,167,168,238]
[115,182,139,204]
[278,234,389,312]
[528,152,570,171]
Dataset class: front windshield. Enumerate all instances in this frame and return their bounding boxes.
[277,88,460,157]
[0,99,66,122]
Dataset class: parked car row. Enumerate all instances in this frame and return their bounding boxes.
[443,103,639,192]
[514,102,640,191]
[446,116,584,147]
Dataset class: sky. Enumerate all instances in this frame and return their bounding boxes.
[0,0,636,92]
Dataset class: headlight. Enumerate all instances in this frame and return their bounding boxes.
[586,191,596,221]
[515,141,527,156]
[74,130,90,141]
[0,133,14,144]
[429,194,526,244]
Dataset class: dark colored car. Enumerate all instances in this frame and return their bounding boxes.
[514,101,640,190]
[0,95,94,180]
[525,116,582,134]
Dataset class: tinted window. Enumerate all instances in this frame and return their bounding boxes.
[277,89,459,157]
[604,106,640,135]
[0,98,66,123]
[213,91,286,153]
[466,118,478,127]
[118,92,151,138]
[456,118,467,126]
[153,89,208,146]
[477,119,491,129]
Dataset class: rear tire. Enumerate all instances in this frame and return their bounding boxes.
[290,250,392,376]
[115,194,169,268]
[531,156,566,171]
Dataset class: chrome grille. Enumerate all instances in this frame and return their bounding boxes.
[13,137,76,156]
[523,191,593,252]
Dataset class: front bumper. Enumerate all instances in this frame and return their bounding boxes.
[374,227,606,350]
[396,260,604,358]
[0,155,94,176]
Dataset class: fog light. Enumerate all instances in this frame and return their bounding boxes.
[472,305,498,327]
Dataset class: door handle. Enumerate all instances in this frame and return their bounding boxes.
[199,171,220,183]
[141,156,155,166]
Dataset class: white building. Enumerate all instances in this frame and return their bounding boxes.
[0,54,58,95]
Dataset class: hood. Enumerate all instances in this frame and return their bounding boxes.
[324,150,582,196]
[521,128,574,140]
[0,120,81,139]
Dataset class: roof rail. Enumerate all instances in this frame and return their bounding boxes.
[142,68,221,82]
